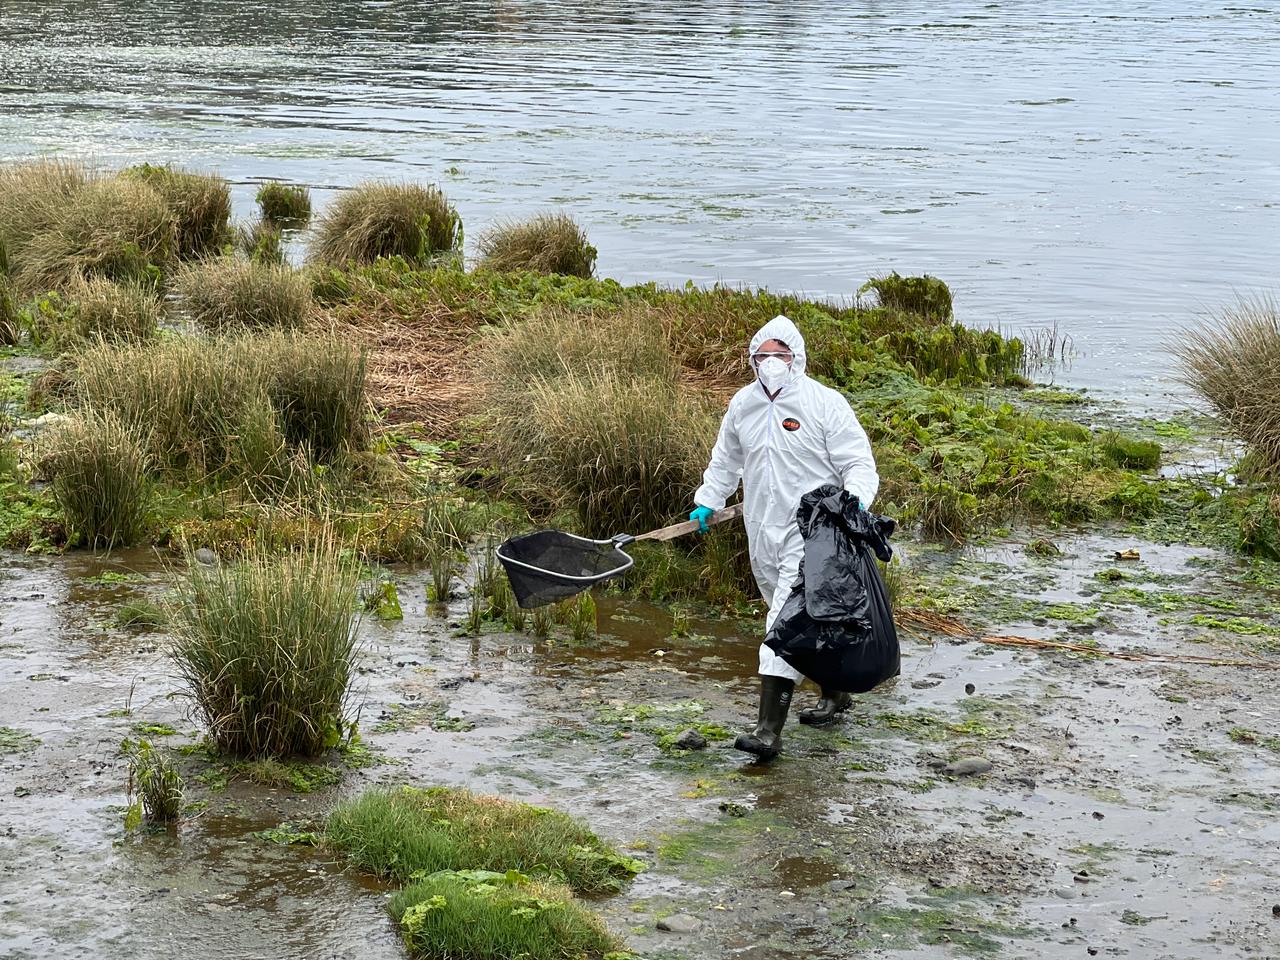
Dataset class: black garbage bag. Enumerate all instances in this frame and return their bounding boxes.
[764,485,900,693]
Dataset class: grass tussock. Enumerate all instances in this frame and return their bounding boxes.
[168,538,362,757]
[31,277,160,346]
[389,871,621,960]
[125,738,184,826]
[1178,296,1280,477]
[15,175,176,293]
[238,220,285,264]
[175,258,312,330]
[124,164,231,259]
[860,272,953,320]
[326,785,643,894]
[0,158,89,276]
[39,410,152,548]
[256,181,312,224]
[477,212,596,278]
[311,181,461,267]
[481,308,714,535]
[72,330,369,481]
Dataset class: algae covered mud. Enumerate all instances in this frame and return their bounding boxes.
[3,1,1280,400]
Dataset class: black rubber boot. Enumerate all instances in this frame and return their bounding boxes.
[734,676,795,760]
[798,688,852,726]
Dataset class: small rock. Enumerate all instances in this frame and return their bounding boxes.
[1054,887,1077,900]
[1092,811,1106,820]
[193,548,218,566]
[1073,870,1091,883]
[1272,904,1280,918]
[826,879,858,892]
[13,786,29,798]
[911,679,940,690]
[943,757,993,776]
[927,672,946,679]
[673,728,708,751]
[657,913,702,934]
[964,682,976,695]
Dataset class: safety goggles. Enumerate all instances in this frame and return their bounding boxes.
[750,349,794,366]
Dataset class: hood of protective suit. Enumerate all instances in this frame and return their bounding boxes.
[750,314,807,389]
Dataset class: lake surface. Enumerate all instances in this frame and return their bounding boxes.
[2,1,1278,403]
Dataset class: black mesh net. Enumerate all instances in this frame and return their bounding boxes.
[497,530,634,609]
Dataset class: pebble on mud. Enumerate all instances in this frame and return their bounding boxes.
[657,914,702,934]
[911,679,940,689]
[1272,903,1280,918]
[673,728,708,751]
[964,682,977,695]
[943,757,993,776]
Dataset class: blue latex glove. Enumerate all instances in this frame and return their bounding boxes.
[689,505,715,533]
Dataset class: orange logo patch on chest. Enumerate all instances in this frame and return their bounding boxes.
[782,417,801,432]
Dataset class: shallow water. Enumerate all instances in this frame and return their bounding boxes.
[2,1,1279,402]
[1,530,1277,959]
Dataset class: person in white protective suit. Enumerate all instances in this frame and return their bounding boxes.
[690,314,879,760]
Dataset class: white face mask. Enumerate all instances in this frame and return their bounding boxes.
[756,356,791,393]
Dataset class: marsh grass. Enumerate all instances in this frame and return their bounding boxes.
[256,181,312,225]
[238,220,284,265]
[566,591,596,643]
[326,785,643,894]
[477,212,596,278]
[389,871,620,960]
[31,277,160,346]
[168,538,362,758]
[175,258,312,330]
[859,272,953,320]
[0,276,18,345]
[426,538,458,605]
[15,175,175,293]
[482,310,713,535]
[39,411,152,548]
[124,738,184,826]
[0,158,88,280]
[72,330,368,480]
[124,164,231,259]
[1177,296,1280,476]
[311,182,461,267]
[531,603,554,639]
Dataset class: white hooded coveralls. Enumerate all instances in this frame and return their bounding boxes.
[693,315,879,682]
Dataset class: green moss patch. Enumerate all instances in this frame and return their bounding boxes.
[389,870,622,960]
[326,786,643,894]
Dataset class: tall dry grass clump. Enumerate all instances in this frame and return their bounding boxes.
[0,158,89,274]
[256,181,312,225]
[124,164,231,259]
[477,212,596,278]
[168,538,362,757]
[72,330,369,481]
[175,258,312,330]
[1177,295,1280,476]
[39,411,152,548]
[310,181,461,267]
[482,308,714,535]
[15,175,176,293]
[32,277,160,346]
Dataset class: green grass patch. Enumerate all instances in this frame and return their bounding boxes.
[326,786,644,895]
[389,870,622,960]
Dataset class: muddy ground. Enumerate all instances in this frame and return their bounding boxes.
[1,523,1278,960]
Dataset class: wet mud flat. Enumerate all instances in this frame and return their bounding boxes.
[0,530,1277,959]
